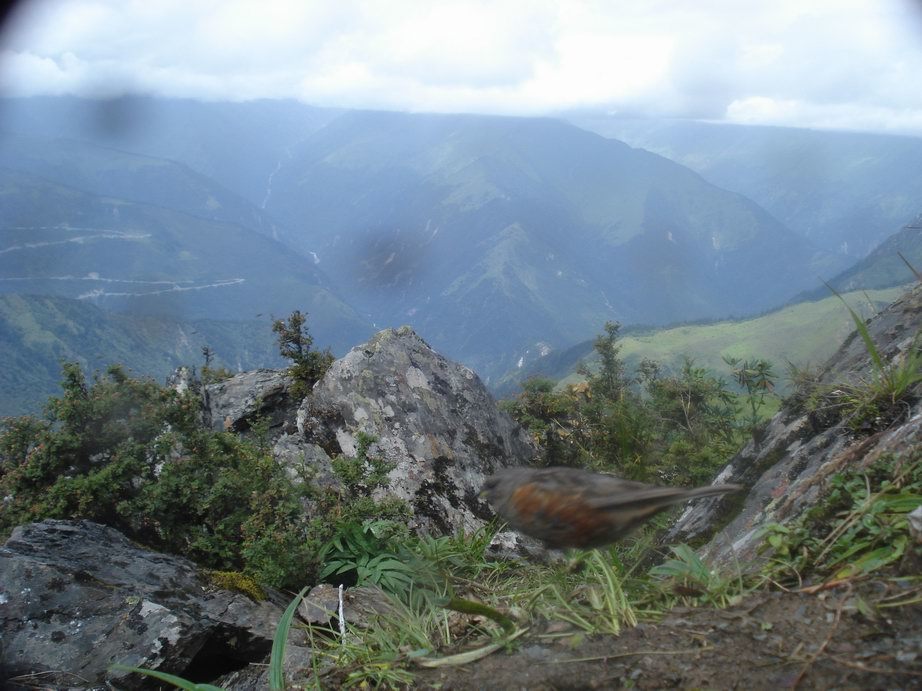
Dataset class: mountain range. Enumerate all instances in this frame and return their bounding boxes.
[0,136,372,350]
[264,109,838,376]
[0,95,919,412]
[572,117,922,259]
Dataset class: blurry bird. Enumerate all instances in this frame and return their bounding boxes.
[481,466,740,549]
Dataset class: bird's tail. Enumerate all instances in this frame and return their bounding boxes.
[591,483,741,511]
[680,483,742,500]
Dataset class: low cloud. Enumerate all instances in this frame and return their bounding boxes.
[1,0,921,135]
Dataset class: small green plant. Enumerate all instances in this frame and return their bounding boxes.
[319,519,416,592]
[762,452,922,585]
[649,544,745,607]
[782,360,824,416]
[200,346,234,385]
[723,355,776,442]
[270,586,311,691]
[411,523,499,578]
[330,431,395,493]
[823,285,922,433]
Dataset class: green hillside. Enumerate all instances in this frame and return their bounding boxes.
[542,286,908,392]
[815,220,922,294]
[0,293,288,417]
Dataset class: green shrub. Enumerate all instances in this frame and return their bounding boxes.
[0,362,405,591]
[504,325,754,487]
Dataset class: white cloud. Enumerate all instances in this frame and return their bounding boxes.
[726,97,922,136]
[1,0,922,134]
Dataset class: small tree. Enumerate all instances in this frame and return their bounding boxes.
[581,321,627,403]
[200,345,234,385]
[724,355,776,442]
[272,310,334,398]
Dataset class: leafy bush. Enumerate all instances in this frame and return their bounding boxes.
[0,362,405,591]
[319,518,417,591]
[504,324,761,486]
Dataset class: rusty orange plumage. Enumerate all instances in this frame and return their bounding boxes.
[482,466,740,549]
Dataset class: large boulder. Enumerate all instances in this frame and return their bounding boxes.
[294,326,538,534]
[0,520,302,689]
[667,284,922,566]
[203,368,296,435]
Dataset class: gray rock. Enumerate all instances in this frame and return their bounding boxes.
[299,583,340,625]
[298,326,537,535]
[486,529,557,563]
[341,585,398,630]
[215,644,315,691]
[0,520,302,689]
[272,433,336,485]
[204,368,296,436]
[298,582,397,631]
[166,365,199,397]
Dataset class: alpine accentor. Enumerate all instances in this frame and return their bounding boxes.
[482,466,740,549]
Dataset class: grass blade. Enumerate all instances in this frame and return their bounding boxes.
[270,586,310,691]
[824,281,884,374]
[109,664,225,690]
[898,251,922,284]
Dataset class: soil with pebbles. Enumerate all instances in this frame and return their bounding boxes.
[410,579,922,690]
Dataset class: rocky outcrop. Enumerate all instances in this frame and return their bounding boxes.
[667,284,922,567]
[0,520,303,689]
[203,368,296,435]
[143,325,542,557]
[187,328,535,537]
[291,326,537,534]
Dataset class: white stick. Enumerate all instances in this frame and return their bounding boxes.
[338,584,346,640]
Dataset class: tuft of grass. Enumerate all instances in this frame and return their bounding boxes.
[649,544,746,608]
[533,549,638,636]
[806,285,922,433]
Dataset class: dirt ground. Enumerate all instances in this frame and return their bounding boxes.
[410,579,922,690]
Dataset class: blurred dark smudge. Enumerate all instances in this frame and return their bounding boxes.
[351,227,433,291]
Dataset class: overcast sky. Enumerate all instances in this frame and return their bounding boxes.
[2,0,922,136]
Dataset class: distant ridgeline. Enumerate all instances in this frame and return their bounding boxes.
[0,96,920,409]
